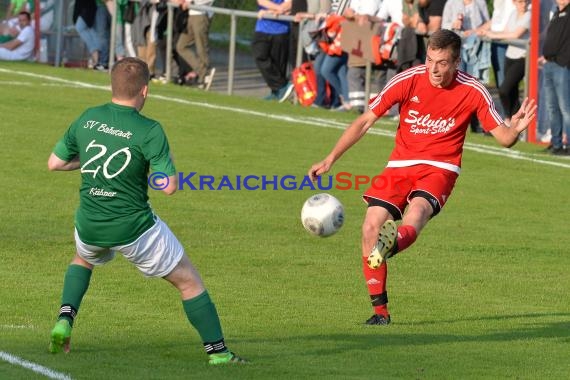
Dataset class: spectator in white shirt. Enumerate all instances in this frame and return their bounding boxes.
[0,11,34,61]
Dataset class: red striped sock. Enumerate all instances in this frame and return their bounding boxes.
[396,225,417,253]
[362,256,389,316]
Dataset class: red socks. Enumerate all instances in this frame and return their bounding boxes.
[362,256,389,316]
[361,225,417,316]
[395,224,417,253]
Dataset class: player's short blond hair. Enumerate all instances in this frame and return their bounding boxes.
[111,58,150,100]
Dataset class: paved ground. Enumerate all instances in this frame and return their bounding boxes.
[206,46,269,99]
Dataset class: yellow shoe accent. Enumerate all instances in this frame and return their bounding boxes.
[367,220,397,269]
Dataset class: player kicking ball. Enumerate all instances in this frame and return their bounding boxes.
[308,29,536,325]
[47,57,246,365]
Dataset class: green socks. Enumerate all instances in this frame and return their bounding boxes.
[57,264,92,326]
[182,291,227,354]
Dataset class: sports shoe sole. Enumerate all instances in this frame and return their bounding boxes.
[278,83,294,103]
[48,320,71,354]
[367,220,397,269]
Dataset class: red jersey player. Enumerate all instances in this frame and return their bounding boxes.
[308,29,536,325]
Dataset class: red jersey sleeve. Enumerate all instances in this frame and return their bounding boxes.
[456,72,504,132]
[369,67,416,117]
[475,91,503,132]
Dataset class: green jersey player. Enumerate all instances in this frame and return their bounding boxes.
[47,57,246,365]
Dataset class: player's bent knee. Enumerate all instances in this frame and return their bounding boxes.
[362,221,381,240]
[409,190,441,217]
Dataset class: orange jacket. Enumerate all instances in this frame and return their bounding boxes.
[318,14,345,56]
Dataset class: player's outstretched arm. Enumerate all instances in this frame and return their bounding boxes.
[161,175,178,195]
[47,153,80,171]
[308,110,380,181]
[490,98,537,148]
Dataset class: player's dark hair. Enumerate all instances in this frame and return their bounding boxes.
[427,29,462,61]
[111,57,150,100]
[18,11,31,22]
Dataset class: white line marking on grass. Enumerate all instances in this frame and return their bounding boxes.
[0,68,109,90]
[0,80,34,86]
[2,67,569,169]
[0,324,34,329]
[0,351,73,380]
[0,80,92,89]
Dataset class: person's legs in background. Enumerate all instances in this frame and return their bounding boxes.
[313,50,339,108]
[94,2,110,69]
[75,16,100,68]
[491,42,507,88]
[252,32,291,101]
[498,57,524,125]
[543,62,565,153]
[347,65,366,113]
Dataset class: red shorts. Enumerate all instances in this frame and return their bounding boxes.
[363,165,459,220]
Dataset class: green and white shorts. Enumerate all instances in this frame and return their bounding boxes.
[74,217,184,278]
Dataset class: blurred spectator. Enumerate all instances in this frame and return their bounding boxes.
[344,0,382,113]
[442,0,489,36]
[2,0,55,37]
[442,0,490,133]
[38,0,56,33]
[152,0,171,83]
[292,0,331,58]
[73,0,101,69]
[417,0,447,33]
[1,0,32,39]
[401,0,426,67]
[295,0,338,108]
[539,0,570,155]
[536,0,556,142]
[402,0,421,30]
[483,0,530,126]
[94,0,111,70]
[253,0,294,102]
[476,0,516,87]
[289,0,308,68]
[368,0,405,96]
[0,11,34,61]
[318,13,350,111]
[123,0,139,57]
[133,0,161,77]
[171,5,195,85]
[2,0,33,23]
[175,0,216,90]
[106,0,128,61]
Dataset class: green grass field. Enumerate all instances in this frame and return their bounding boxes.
[1,62,569,379]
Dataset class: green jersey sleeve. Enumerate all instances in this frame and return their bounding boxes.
[142,123,176,176]
[53,123,79,161]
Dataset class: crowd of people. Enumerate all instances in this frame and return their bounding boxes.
[0,0,568,151]
[252,0,568,154]
[0,0,217,89]
[66,0,217,89]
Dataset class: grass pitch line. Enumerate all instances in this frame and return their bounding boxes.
[0,351,73,380]
[0,324,34,329]
[0,68,108,91]
[2,67,569,170]
[0,80,88,89]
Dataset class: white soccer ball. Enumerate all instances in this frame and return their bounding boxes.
[301,193,344,237]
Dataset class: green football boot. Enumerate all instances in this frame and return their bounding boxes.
[48,319,72,354]
[208,351,248,365]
